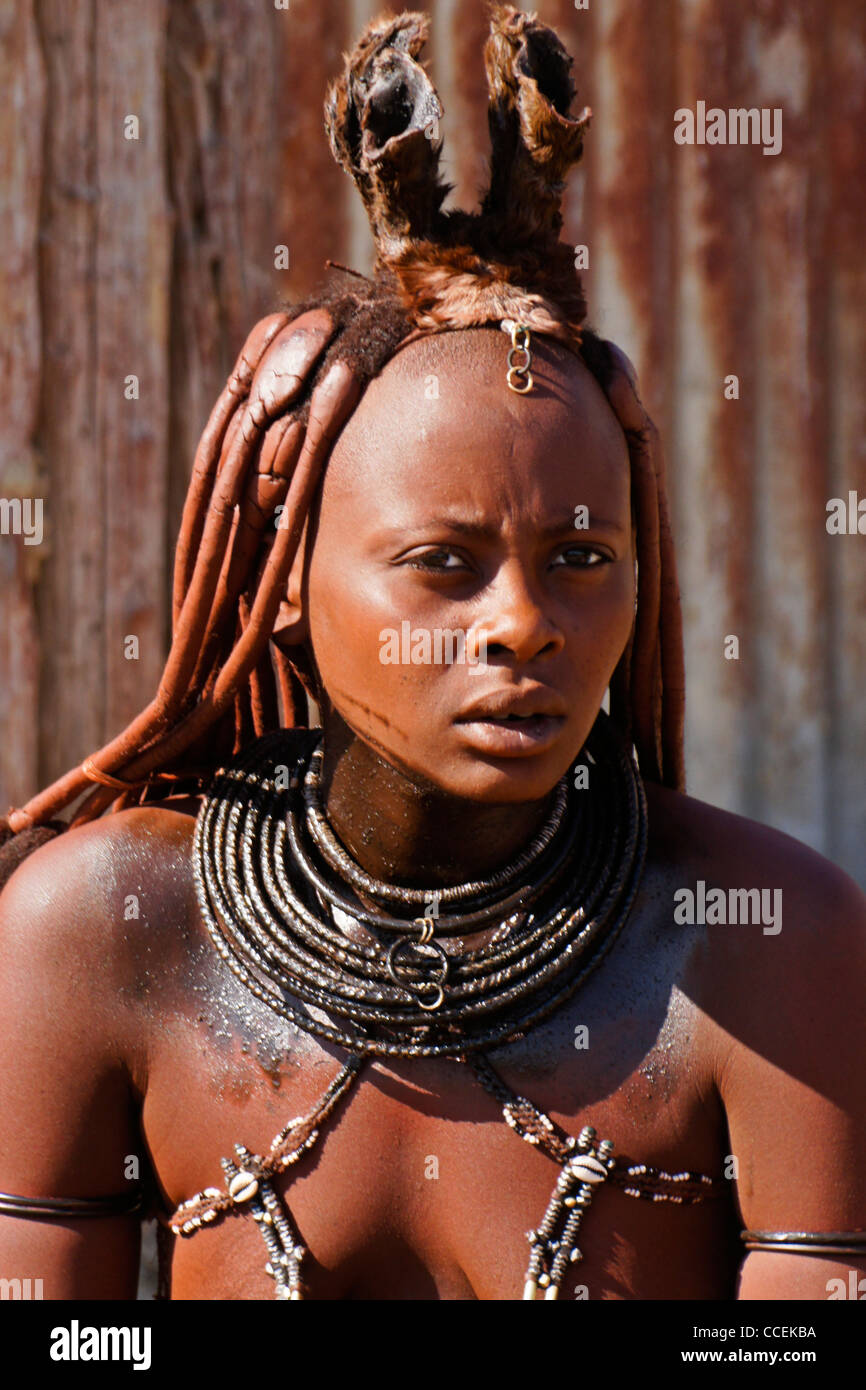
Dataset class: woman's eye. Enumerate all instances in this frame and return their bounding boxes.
[405,548,468,572]
[552,546,609,569]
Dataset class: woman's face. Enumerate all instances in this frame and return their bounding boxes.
[301,327,634,804]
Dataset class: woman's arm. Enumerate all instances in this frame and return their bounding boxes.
[0,830,147,1299]
[712,842,866,1301]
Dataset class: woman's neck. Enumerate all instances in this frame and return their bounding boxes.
[317,716,555,889]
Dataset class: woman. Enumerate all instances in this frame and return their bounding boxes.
[1,7,864,1301]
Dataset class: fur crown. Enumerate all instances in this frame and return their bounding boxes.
[324,5,592,348]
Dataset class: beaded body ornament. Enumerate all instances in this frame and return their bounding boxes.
[163,714,727,1301]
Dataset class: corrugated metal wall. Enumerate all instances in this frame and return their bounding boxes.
[2,0,864,882]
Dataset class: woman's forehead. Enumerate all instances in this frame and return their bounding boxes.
[313,331,631,534]
[382,322,591,385]
[326,327,628,483]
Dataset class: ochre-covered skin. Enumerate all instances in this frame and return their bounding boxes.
[1,329,865,1300]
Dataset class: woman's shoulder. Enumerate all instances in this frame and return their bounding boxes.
[642,784,866,1247]
[641,777,866,1021]
[0,727,316,927]
[0,798,205,994]
[644,778,864,915]
[0,723,320,968]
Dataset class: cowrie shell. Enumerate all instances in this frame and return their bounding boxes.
[228,1171,259,1202]
[568,1155,608,1184]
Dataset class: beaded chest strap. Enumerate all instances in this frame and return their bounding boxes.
[168,1051,725,1300]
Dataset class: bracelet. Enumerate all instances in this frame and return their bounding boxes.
[0,1188,144,1219]
[742,1229,866,1256]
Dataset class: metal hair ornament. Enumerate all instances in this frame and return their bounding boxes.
[502,319,534,393]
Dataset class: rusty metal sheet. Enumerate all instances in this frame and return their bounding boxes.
[0,0,44,810]
[34,0,107,791]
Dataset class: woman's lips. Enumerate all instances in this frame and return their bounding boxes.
[453,713,566,757]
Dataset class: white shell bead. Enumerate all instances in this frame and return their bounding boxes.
[228,1171,259,1202]
[568,1156,608,1183]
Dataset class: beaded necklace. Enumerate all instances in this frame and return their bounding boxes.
[169,713,727,1299]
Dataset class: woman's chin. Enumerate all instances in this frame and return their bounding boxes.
[411,747,579,806]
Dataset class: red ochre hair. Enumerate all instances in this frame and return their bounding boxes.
[0,5,685,888]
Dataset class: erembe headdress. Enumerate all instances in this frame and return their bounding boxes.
[0,9,716,1302]
[325,7,590,342]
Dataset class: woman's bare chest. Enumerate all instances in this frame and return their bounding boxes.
[139,923,739,1300]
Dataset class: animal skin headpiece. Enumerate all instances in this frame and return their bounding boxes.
[0,5,684,887]
[325,5,590,348]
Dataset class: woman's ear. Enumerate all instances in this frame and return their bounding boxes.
[270,515,310,652]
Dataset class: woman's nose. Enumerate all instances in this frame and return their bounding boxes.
[476,564,565,665]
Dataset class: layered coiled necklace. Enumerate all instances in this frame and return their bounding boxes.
[171,713,725,1300]
[192,710,646,1058]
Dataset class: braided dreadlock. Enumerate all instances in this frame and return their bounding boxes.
[0,5,685,891]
